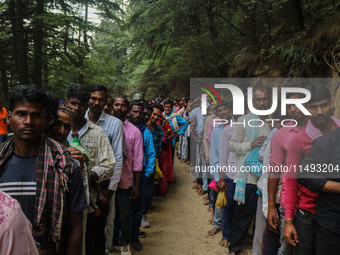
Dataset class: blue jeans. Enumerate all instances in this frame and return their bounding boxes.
[278,206,292,255]
[114,187,133,245]
[132,173,147,237]
[263,223,280,255]
[228,184,258,253]
[195,133,202,167]
[143,172,155,214]
[263,203,280,255]
[195,134,208,191]
[208,179,215,209]
[181,135,188,159]
[201,152,208,191]
[210,187,223,229]
[214,206,224,229]
[293,209,315,255]
[222,178,235,240]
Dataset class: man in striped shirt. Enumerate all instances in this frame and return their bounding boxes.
[66,84,115,255]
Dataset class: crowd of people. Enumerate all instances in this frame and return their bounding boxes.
[1,83,340,255]
[189,84,340,255]
[0,85,190,255]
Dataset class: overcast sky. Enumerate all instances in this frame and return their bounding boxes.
[88,7,101,24]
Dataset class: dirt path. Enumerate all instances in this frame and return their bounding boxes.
[111,158,252,255]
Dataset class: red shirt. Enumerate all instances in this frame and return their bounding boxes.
[283,118,340,219]
[269,123,301,206]
[283,130,318,219]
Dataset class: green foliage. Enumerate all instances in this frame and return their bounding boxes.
[0,0,122,98]
[1,0,339,100]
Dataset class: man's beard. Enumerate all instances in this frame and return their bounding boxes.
[91,106,102,115]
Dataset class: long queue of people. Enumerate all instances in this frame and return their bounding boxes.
[189,85,340,255]
[0,84,189,255]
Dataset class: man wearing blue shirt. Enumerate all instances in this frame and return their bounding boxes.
[142,104,164,228]
[128,101,156,252]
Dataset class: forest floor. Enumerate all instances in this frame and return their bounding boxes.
[110,157,252,255]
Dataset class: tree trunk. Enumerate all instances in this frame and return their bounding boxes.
[0,54,8,99]
[32,0,44,87]
[84,3,88,49]
[206,0,218,42]
[77,3,89,83]
[9,0,29,84]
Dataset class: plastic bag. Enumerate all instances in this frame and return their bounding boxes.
[208,179,218,191]
[216,190,227,208]
[154,158,163,179]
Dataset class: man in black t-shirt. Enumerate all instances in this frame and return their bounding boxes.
[0,85,86,255]
[298,127,340,255]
